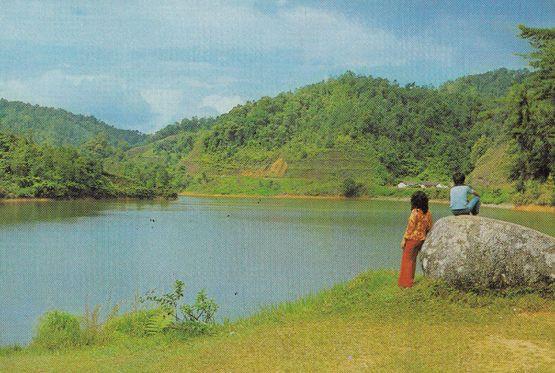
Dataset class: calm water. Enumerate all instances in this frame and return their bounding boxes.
[0,197,553,345]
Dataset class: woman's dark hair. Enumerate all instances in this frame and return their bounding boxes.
[411,191,429,213]
[453,172,465,185]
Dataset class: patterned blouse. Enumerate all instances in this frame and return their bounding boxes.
[403,208,433,241]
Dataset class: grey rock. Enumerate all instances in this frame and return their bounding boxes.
[420,215,555,290]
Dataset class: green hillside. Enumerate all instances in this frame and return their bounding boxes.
[103,118,217,195]
[441,68,530,98]
[120,71,508,198]
[0,99,146,146]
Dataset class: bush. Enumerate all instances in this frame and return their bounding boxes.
[32,311,82,350]
[341,178,364,197]
[511,179,554,206]
[28,281,219,350]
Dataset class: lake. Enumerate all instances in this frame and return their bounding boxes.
[0,197,553,345]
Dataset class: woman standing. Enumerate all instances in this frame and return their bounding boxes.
[398,191,433,288]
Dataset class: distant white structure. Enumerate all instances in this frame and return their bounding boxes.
[397,181,448,189]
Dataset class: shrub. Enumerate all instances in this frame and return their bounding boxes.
[341,178,364,197]
[180,289,219,335]
[28,281,219,350]
[511,179,554,206]
[32,311,82,350]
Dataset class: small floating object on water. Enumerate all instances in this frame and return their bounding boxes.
[234,291,238,295]
[227,214,231,217]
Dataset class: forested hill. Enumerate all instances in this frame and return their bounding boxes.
[0,99,146,146]
[179,71,505,182]
[440,68,529,98]
[201,72,485,181]
[113,70,509,198]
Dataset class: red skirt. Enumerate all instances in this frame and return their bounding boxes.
[398,239,424,288]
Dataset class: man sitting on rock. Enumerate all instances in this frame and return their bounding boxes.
[450,172,480,216]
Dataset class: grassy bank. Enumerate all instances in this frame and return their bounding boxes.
[182,174,539,205]
[1,271,554,372]
[180,191,555,214]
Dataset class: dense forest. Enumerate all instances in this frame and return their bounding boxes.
[0,132,177,199]
[0,25,552,204]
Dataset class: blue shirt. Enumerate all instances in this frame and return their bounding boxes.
[450,185,474,210]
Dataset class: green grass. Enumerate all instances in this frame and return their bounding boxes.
[185,175,343,196]
[1,271,554,372]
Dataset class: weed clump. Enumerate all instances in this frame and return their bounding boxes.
[32,311,82,350]
[140,280,219,336]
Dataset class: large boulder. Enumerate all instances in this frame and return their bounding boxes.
[420,216,555,290]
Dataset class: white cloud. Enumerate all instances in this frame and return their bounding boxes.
[200,94,243,114]
[279,7,452,67]
[0,2,453,68]
[0,70,154,131]
[140,88,186,130]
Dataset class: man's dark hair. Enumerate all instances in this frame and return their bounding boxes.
[453,172,466,185]
[411,191,429,213]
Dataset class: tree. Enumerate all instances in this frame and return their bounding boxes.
[507,25,555,183]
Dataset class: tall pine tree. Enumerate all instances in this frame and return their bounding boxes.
[507,25,554,183]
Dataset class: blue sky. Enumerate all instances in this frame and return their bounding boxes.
[0,0,553,133]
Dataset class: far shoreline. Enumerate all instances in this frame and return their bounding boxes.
[1,193,552,214]
[179,191,555,213]
[0,196,176,204]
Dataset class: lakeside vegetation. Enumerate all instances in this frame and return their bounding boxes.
[1,271,553,371]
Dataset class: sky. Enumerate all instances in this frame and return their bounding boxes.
[0,0,553,133]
